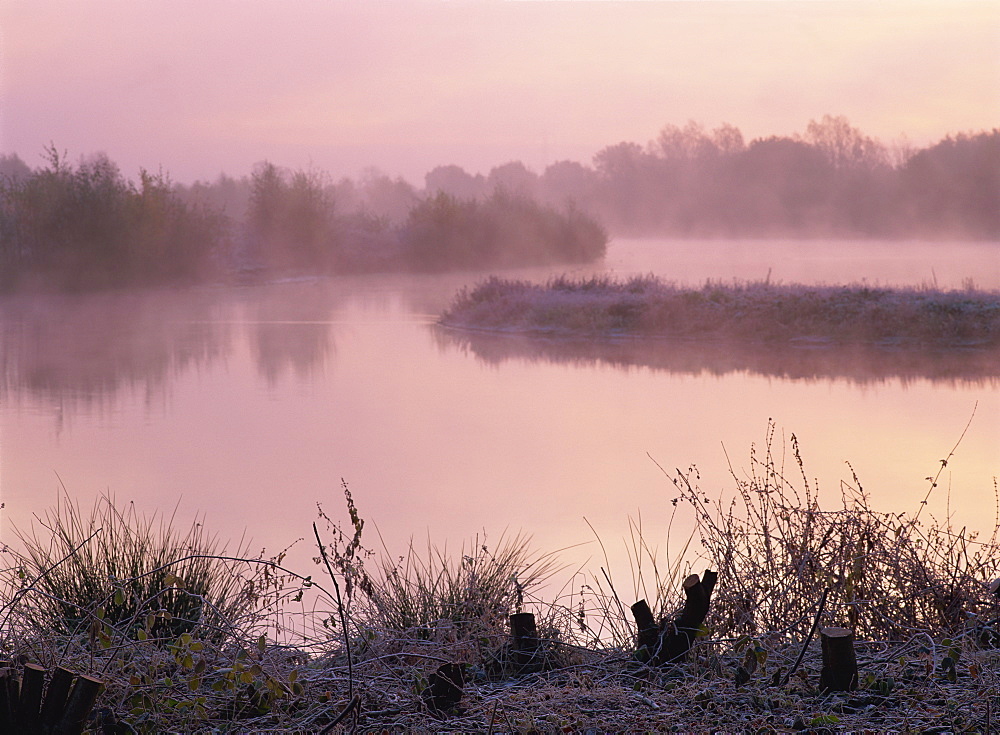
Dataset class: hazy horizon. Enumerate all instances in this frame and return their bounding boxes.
[1,1,997,185]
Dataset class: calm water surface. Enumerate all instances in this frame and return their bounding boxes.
[2,238,998,590]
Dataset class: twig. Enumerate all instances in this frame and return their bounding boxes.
[783,586,829,686]
[912,402,976,526]
[487,698,499,734]
[313,522,355,712]
[319,694,361,735]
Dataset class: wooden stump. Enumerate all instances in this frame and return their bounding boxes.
[819,626,858,692]
[421,663,464,713]
[630,570,718,666]
[17,663,45,733]
[661,570,718,664]
[630,599,660,657]
[0,663,103,735]
[509,612,543,673]
[0,663,17,732]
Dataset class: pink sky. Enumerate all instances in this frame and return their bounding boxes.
[1,1,997,184]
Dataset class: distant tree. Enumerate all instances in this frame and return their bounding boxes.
[0,146,222,289]
[486,161,538,197]
[727,137,835,234]
[424,164,486,200]
[593,142,672,232]
[539,160,598,208]
[0,153,32,183]
[655,121,719,161]
[898,130,1000,238]
[804,114,888,171]
[711,123,746,156]
[246,162,338,270]
[399,190,606,271]
[355,169,420,224]
[177,172,251,224]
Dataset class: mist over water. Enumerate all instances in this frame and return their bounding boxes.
[1,238,997,582]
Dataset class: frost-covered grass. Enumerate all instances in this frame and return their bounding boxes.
[440,275,1000,347]
[3,432,999,732]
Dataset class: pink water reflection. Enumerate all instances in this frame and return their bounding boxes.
[1,239,997,596]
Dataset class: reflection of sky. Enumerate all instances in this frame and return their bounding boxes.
[2,240,998,590]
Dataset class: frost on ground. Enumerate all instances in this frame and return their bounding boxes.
[440,275,1000,348]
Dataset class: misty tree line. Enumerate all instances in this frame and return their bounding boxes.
[0,115,996,291]
[0,152,607,290]
[426,116,998,239]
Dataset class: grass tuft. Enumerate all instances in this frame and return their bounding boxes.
[4,491,268,643]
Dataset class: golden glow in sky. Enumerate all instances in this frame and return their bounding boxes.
[1,1,997,183]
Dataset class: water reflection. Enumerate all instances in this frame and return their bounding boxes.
[0,289,232,412]
[0,282,348,412]
[435,328,1000,387]
[243,281,342,386]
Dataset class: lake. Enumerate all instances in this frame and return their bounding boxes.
[2,238,998,602]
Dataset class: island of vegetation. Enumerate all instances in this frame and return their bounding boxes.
[440,275,1000,349]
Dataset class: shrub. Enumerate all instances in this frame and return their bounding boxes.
[667,420,1000,641]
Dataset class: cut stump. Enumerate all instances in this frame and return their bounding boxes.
[631,569,718,665]
[819,626,858,692]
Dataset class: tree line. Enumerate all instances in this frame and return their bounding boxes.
[426,116,998,239]
[0,152,607,291]
[0,115,996,291]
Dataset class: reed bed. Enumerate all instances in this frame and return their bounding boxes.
[439,274,1000,349]
[1,430,998,732]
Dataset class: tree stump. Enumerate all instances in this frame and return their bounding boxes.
[421,663,464,713]
[630,599,660,656]
[819,626,858,692]
[630,570,718,665]
[0,662,103,735]
[509,612,544,674]
[661,570,718,663]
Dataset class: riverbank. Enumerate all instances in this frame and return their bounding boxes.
[2,430,997,732]
[439,275,1000,348]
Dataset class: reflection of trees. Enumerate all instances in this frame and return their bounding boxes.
[0,280,345,412]
[249,320,332,387]
[434,328,1000,387]
[243,283,339,386]
[0,289,233,411]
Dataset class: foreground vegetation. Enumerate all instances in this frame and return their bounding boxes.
[440,275,1000,349]
[2,428,998,732]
